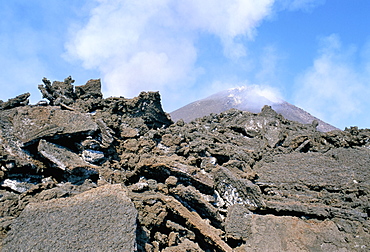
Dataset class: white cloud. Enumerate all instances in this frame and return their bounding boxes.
[177,0,274,58]
[294,34,370,129]
[212,80,283,103]
[255,45,284,86]
[253,85,283,104]
[65,0,275,106]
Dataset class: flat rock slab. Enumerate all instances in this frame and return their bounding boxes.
[12,106,98,145]
[38,139,91,171]
[255,149,370,186]
[1,184,137,251]
[236,214,348,252]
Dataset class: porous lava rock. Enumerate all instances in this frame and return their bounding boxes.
[1,184,137,252]
[0,77,369,251]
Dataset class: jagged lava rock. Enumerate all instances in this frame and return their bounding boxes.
[0,93,30,110]
[0,77,369,251]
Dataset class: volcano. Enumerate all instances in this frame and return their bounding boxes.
[170,86,338,132]
[1,78,369,251]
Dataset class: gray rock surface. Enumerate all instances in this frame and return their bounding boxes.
[38,139,93,171]
[2,184,137,252]
[225,204,252,240]
[13,106,98,145]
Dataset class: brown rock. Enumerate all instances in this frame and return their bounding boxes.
[38,76,75,105]
[167,231,179,246]
[162,194,232,252]
[165,176,178,187]
[1,77,370,251]
[121,125,139,138]
[162,239,202,252]
[170,184,223,229]
[236,215,348,251]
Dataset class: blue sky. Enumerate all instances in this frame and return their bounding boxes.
[0,0,369,129]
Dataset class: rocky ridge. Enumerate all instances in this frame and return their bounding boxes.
[0,77,369,251]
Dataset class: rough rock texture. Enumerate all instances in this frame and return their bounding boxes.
[14,106,98,145]
[2,184,137,252]
[38,139,94,170]
[0,93,30,110]
[235,215,348,252]
[0,77,369,251]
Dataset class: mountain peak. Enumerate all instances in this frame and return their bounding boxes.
[171,86,338,132]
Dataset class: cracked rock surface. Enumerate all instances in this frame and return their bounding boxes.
[0,77,369,251]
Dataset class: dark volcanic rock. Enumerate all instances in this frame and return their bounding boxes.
[254,149,370,223]
[225,204,252,240]
[0,93,30,110]
[0,77,369,251]
[38,76,76,106]
[213,167,265,210]
[75,78,103,99]
[0,105,98,171]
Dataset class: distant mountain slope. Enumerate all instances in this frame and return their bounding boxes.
[170,87,338,132]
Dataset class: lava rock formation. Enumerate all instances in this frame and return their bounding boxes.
[0,77,369,251]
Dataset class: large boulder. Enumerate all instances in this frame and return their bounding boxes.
[1,184,137,251]
[254,149,370,222]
